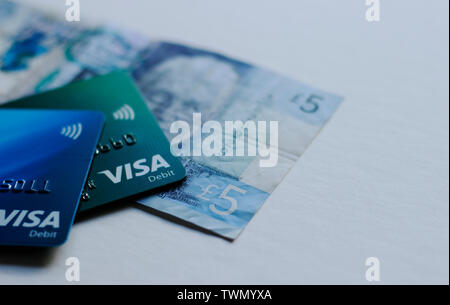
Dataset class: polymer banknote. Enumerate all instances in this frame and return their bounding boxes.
[0,0,342,239]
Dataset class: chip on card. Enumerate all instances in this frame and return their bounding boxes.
[0,109,104,246]
[2,72,186,211]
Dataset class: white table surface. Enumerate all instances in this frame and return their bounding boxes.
[0,0,448,284]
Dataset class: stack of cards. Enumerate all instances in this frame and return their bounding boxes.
[0,72,186,247]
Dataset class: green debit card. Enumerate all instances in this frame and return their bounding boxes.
[2,72,186,211]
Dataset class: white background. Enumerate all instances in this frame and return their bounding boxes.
[0,0,448,284]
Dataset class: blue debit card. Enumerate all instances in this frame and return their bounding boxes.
[0,109,104,247]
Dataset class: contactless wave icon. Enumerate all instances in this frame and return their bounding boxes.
[113,104,135,121]
[61,123,83,140]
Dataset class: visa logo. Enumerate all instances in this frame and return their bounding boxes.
[0,210,60,228]
[98,155,171,184]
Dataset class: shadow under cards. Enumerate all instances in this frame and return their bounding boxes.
[0,245,56,268]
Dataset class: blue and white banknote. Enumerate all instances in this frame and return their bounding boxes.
[0,0,342,239]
